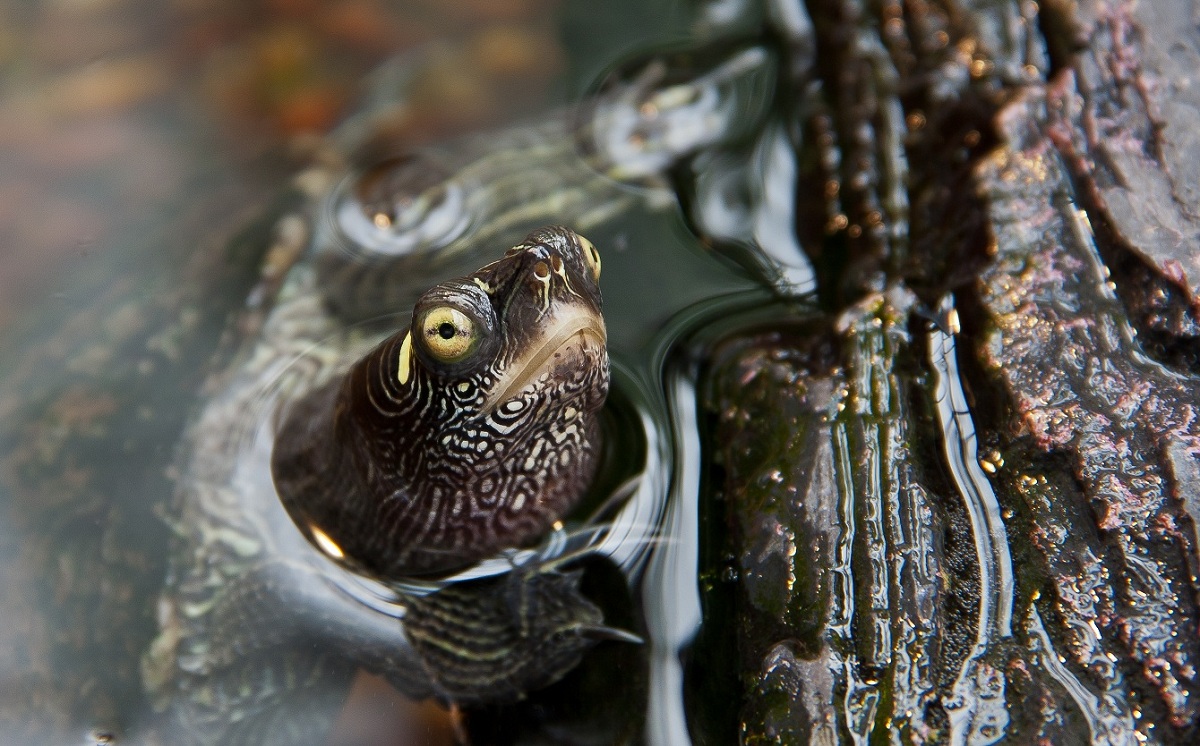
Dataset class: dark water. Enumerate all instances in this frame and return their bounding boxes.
[0,1,793,743]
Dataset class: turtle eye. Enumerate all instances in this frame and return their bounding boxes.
[579,235,601,281]
[418,306,480,363]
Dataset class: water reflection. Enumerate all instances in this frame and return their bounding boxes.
[642,374,702,746]
[928,296,1014,744]
[690,120,816,296]
[315,40,778,323]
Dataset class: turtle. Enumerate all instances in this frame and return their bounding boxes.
[139,224,629,744]
[129,36,786,743]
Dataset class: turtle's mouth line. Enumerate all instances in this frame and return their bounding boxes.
[484,307,606,414]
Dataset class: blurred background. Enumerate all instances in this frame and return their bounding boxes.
[0,0,580,337]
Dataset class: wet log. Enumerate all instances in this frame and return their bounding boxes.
[696,0,1200,742]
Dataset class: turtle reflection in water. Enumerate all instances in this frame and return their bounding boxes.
[144,227,627,742]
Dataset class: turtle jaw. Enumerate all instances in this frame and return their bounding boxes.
[483,304,607,416]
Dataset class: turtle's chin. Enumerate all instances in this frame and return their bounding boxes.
[484,304,608,415]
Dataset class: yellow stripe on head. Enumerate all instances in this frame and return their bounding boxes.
[397,331,414,385]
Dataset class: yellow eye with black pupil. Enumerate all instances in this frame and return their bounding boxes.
[420,307,477,362]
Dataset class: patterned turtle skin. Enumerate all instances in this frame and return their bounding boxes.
[271,227,609,577]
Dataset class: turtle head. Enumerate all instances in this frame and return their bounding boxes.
[403,224,607,418]
[272,227,609,578]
